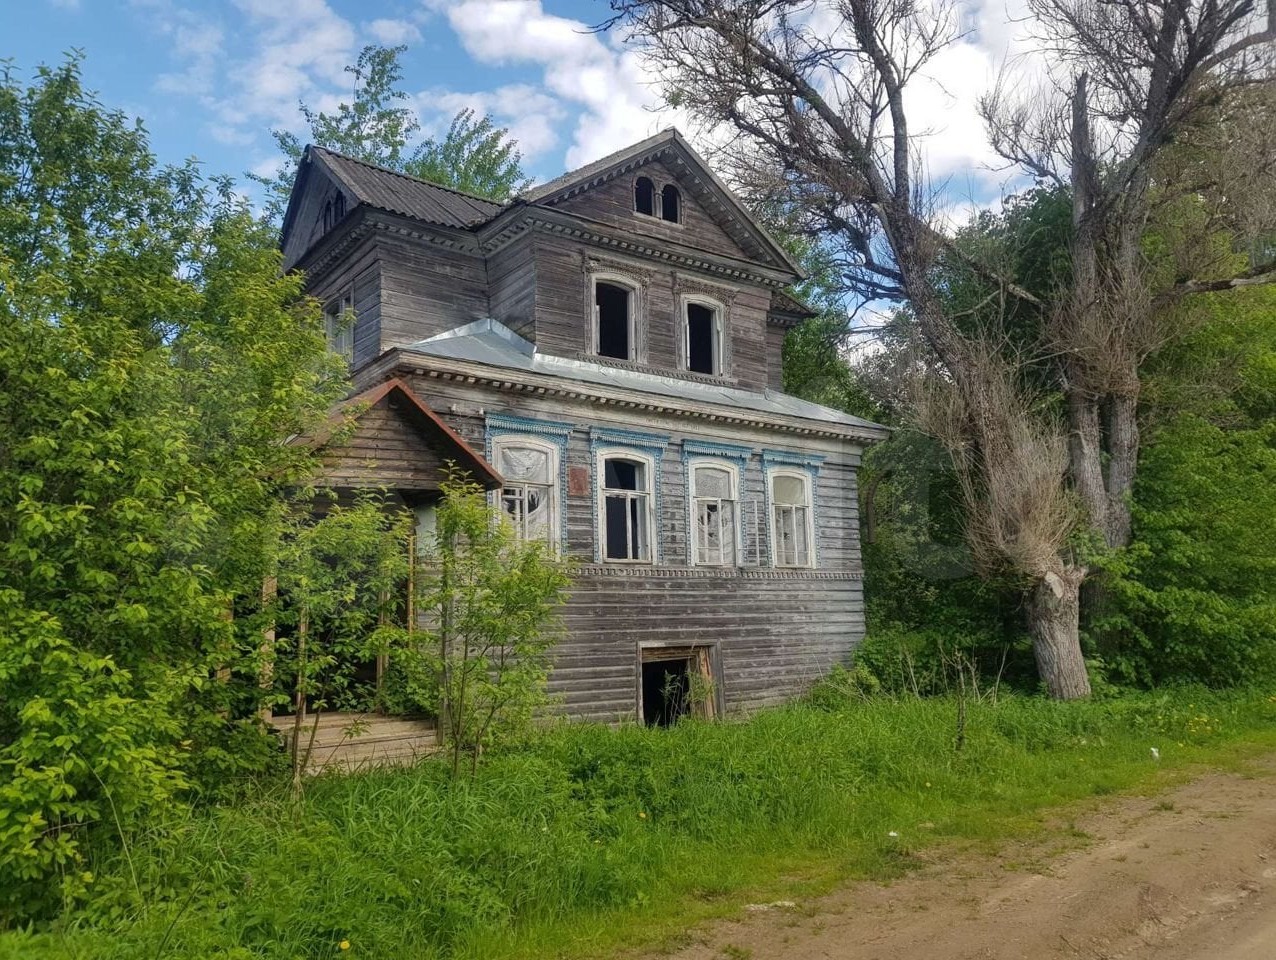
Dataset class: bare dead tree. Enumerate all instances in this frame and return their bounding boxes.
[981,0,1276,549]
[607,0,1095,697]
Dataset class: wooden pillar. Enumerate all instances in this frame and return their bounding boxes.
[259,575,277,723]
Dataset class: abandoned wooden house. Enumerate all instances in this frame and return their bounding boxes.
[279,127,888,739]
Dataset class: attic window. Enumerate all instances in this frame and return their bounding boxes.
[322,193,346,233]
[661,184,681,223]
[634,176,655,216]
[594,279,635,360]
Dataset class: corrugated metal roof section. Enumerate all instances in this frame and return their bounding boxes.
[406,320,889,438]
[313,147,506,229]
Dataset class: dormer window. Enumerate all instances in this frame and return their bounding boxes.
[661,184,681,223]
[682,297,723,376]
[593,277,637,361]
[634,176,656,216]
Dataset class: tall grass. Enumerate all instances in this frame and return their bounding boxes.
[6,688,1275,960]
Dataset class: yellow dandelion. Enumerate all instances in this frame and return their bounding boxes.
[638,811,647,820]
[339,940,351,951]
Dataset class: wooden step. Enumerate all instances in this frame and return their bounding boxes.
[270,713,441,774]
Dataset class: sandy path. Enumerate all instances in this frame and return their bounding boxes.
[646,756,1276,960]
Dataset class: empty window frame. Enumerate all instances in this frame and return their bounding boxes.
[661,184,681,223]
[683,298,723,376]
[770,470,815,567]
[322,192,346,233]
[691,462,738,566]
[324,289,355,364]
[634,175,656,216]
[601,453,654,562]
[492,436,559,545]
[592,276,637,361]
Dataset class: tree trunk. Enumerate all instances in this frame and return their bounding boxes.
[1104,391,1139,548]
[1028,568,1092,699]
[1067,388,1108,535]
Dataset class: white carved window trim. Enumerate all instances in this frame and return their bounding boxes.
[589,271,640,362]
[767,467,816,569]
[491,435,561,548]
[596,447,657,564]
[323,287,355,364]
[689,459,740,567]
[679,293,726,377]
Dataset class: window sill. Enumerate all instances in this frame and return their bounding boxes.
[576,353,738,387]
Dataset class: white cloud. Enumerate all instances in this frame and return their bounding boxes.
[427,0,692,171]
[132,0,225,97]
[364,17,423,44]
[419,83,566,161]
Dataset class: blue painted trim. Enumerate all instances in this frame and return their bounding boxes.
[589,426,670,451]
[681,448,749,568]
[762,450,822,568]
[589,429,668,564]
[486,414,574,547]
[681,438,753,465]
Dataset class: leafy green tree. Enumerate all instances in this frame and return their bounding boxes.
[250,45,530,223]
[0,57,345,920]
[421,469,572,778]
[1095,286,1276,686]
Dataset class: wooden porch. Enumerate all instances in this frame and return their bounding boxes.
[269,713,440,775]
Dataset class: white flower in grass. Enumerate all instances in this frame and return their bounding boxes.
[888,831,900,838]
[1150,747,1160,760]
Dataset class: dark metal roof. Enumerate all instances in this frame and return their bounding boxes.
[770,289,818,319]
[311,146,506,229]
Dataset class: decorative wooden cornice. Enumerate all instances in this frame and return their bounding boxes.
[392,351,887,444]
[572,564,864,581]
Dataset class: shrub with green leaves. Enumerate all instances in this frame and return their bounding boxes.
[0,57,344,921]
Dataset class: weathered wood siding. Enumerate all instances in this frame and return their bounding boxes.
[318,395,449,491]
[310,238,382,369]
[548,157,753,262]
[766,324,787,391]
[283,167,353,270]
[527,233,774,389]
[378,235,489,347]
[397,374,867,720]
[486,235,537,341]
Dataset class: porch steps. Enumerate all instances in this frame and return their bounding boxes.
[269,713,439,774]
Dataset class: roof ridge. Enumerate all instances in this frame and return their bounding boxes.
[310,144,507,208]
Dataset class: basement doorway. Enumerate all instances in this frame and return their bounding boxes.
[640,645,718,726]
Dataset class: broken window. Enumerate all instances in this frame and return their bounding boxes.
[692,464,737,566]
[602,456,651,561]
[594,280,633,360]
[771,471,813,567]
[324,289,355,364]
[634,175,655,216]
[661,184,681,223]
[685,301,719,375]
[493,438,558,544]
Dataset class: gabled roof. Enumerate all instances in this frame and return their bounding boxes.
[303,377,503,489]
[769,289,819,324]
[519,128,803,278]
[402,320,889,442]
[311,146,506,228]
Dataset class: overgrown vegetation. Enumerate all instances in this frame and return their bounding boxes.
[3,686,1274,959]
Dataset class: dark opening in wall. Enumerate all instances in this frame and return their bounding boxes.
[596,282,631,359]
[642,658,690,726]
[661,184,681,223]
[687,303,716,374]
[634,176,655,216]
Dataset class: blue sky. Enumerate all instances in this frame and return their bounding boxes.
[10,0,1032,219]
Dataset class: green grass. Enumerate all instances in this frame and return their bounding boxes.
[5,688,1276,960]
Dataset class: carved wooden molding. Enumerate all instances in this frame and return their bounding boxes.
[572,564,864,581]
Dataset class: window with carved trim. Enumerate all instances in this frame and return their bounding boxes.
[634,176,655,216]
[601,454,653,562]
[661,184,681,223]
[684,299,722,375]
[770,470,814,567]
[592,276,637,361]
[492,437,559,545]
[692,463,737,566]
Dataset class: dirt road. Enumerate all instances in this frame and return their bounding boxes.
[650,757,1276,960]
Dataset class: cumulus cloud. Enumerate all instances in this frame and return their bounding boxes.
[418,83,567,161]
[364,17,423,44]
[427,0,692,171]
